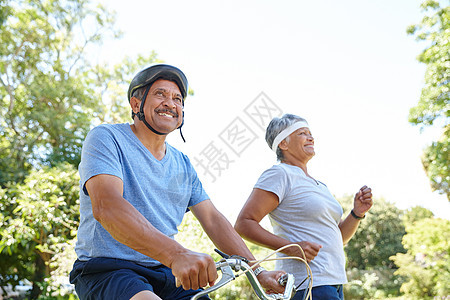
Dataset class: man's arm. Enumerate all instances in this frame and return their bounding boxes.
[190,199,286,293]
[190,199,254,259]
[86,174,217,290]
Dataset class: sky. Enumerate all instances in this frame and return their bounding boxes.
[95,0,449,220]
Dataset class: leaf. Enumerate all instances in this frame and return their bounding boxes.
[408,1,450,200]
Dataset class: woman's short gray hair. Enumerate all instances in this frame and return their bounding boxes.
[265,114,308,161]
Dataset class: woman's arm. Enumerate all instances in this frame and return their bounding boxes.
[190,199,286,293]
[339,185,373,244]
[234,188,321,262]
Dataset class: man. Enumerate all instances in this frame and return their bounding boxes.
[69,64,285,300]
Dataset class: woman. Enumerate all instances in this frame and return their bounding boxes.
[235,114,373,300]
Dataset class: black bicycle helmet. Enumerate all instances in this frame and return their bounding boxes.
[128,64,188,102]
[127,64,189,141]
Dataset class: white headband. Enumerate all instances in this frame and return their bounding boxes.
[271,121,309,152]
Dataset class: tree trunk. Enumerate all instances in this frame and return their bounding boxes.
[30,253,48,299]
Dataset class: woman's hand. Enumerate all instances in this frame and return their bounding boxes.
[353,185,373,217]
[284,241,322,263]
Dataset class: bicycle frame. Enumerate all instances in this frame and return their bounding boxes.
[191,258,296,300]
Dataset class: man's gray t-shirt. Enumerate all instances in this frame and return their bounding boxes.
[75,123,209,267]
[254,163,347,288]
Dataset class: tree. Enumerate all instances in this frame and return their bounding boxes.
[0,0,160,298]
[339,195,406,269]
[0,163,79,299]
[339,196,409,298]
[0,0,119,186]
[402,205,434,224]
[407,0,450,200]
[391,217,450,299]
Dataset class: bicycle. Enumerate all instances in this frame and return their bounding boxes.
[191,244,313,300]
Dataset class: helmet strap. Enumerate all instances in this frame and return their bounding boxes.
[178,111,186,142]
[135,85,167,136]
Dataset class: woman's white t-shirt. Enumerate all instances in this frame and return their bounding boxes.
[254,163,347,289]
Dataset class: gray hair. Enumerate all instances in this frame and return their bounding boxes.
[265,114,308,161]
[129,86,147,119]
[132,85,147,100]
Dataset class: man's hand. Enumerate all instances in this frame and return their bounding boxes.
[257,270,286,294]
[170,250,218,291]
[284,241,322,263]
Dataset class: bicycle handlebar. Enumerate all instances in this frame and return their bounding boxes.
[191,258,296,300]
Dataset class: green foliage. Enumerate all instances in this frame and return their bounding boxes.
[407,0,450,200]
[421,130,450,200]
[391,218,450,299]
[0,0,120,185]
[93,52,162,126]
[402,205,434,224]
[345,267,406,299]
[339,195,406,269]
[0,1,10,27]
[40,239,78,299]
[345,270,382,299]
[0,0,165,297]
[339,196,408,298]
[176,211,217,256]
[0,163,79,298]
[0,2,118,296]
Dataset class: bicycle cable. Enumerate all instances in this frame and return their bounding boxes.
[233,244,313,300]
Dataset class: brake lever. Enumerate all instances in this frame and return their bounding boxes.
[270,273,296,300]
[278,274,289,286]
[214,248,249,263]
[190,260,236,300]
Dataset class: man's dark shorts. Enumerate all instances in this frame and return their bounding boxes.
[69,257,210,300]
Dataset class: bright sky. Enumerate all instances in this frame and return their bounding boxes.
[96,0,449,220]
